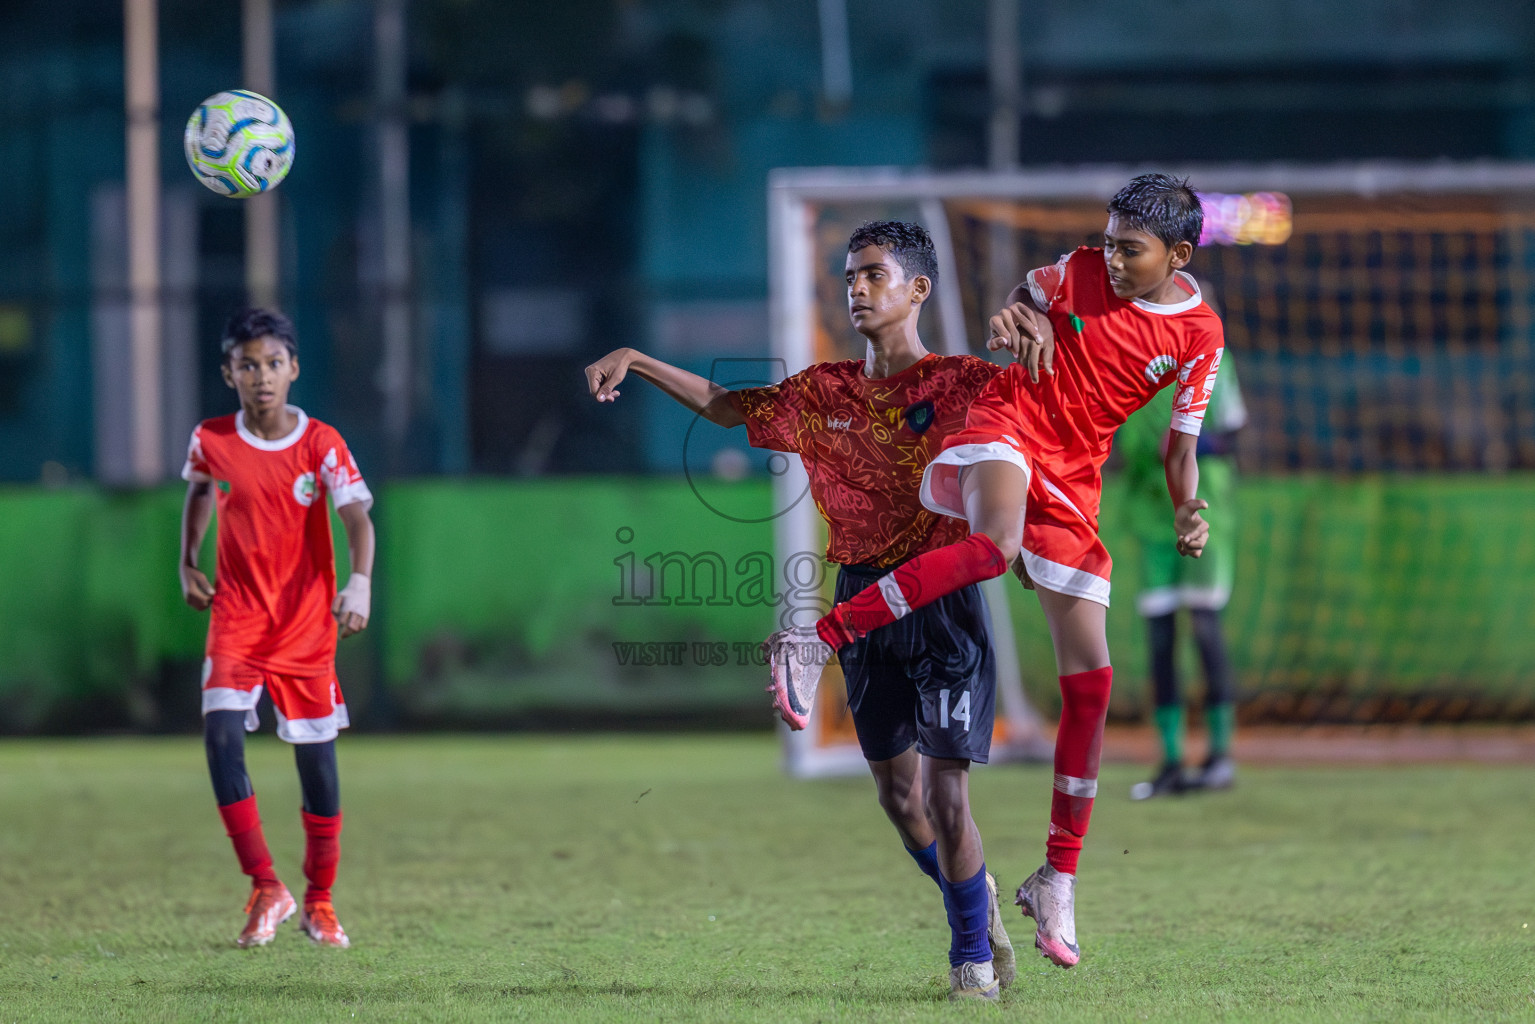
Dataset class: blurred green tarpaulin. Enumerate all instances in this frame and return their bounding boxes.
[1,475,1532,732]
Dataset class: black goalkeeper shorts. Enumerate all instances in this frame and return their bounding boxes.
[833,562,996,765]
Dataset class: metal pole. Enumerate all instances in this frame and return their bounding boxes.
[125,0,162,484]
[243,0,279,307]
[986,0,1021,321]
[987,0,1021,171]
[375,0,411,462]
[817,0,852,110]
[918,198,967,358]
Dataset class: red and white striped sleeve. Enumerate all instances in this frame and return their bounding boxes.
[318,433,373,508]
[1169,332,1225,436]
[1024,252,1072,313]
[181,424,213,482]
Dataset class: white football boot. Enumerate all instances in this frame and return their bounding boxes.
[762,625,832,731]
[1015,864,1080,968]
[985,872,1016,989]
[948,959,1000,1001]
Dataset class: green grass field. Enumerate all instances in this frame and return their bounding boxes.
[1,734,1531,1023]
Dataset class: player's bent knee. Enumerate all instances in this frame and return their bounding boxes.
[921,793,972,841]
[959,463,1027,562]
[875,782,918,820]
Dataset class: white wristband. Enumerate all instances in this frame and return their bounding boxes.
[337,573,371,621]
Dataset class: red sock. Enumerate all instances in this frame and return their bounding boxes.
[817,533,1007,648]
[301,810,343,906]
[218,795,280,885]
[1046,666,1113,875]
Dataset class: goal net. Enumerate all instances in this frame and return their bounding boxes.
[768,163,1535,764]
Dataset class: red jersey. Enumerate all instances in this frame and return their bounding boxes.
[736,353,1001,566]
[181,407,372,675]
[1020,247,1225,472]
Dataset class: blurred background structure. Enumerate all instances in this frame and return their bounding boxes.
[2,0,1534,736]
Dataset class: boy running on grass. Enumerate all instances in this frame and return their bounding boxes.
[180,307,375,949]
[775,174,1224,968]
[586,221,1049,1000]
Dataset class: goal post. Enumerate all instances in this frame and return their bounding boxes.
[769,161,1535,774]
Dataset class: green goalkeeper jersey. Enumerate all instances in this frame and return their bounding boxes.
[1118,352,1246,614]
[1117,351,1246,518]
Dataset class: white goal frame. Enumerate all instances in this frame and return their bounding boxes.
[766,160,1535,778]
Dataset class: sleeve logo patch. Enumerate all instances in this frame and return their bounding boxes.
[1143,354,1177,383]
[904,400,935,435]
[292,472,317,507]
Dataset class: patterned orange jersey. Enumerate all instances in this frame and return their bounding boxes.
[182,407,372,676]
[736,353,1001,566]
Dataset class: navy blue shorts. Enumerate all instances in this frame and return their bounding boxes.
[834,563,996,764]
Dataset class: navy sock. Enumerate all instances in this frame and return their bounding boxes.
[938,864,991,967]
[905,840,940,885]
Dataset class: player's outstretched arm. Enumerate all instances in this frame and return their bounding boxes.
[987,283,1055,383]
[179,480,217,611]
[585,347,746,428]
[1164,429,1209,558]
[334,501,375,638]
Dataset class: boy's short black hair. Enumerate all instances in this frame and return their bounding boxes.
[221,307,298,360]
[1107,174,1204,250]
[847,220,939,289]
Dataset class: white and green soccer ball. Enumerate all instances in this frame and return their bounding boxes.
[183,90,295,198]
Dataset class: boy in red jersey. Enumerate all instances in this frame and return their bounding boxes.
[794,175,1224,969]
[179,307,375,949]
[587,222,1052,1000]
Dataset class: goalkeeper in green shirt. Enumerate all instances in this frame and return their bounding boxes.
[1118,350,1247,799]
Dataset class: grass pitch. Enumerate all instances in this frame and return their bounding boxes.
[1,734,1531,1023]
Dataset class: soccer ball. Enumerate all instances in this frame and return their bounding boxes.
[183,90,295,198]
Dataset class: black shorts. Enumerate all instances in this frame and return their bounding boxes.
[834,563,996,764]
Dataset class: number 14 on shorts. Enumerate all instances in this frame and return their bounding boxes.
[938,688,972,731]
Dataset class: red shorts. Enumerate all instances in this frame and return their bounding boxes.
[201,655,349,744]
[919,388,1112,607]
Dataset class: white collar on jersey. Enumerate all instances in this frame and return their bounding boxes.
[236,405,310,452]
[1131,270,1203,316]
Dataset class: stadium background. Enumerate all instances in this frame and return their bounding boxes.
[2,0,1534,737]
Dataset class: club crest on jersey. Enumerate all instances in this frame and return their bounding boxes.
[1143,354,1177,383]
[904,400,935,435]
[292,472,317,507]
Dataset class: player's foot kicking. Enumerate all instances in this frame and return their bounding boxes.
[762,625,832,730]
[948,959,1000,1001]
[1192,753,1235,791]
[1129,761,1187,801]
[1015,864,1079,968]
[984,872,1016,989]
[237,880,296,948]
[298,901,351,948]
